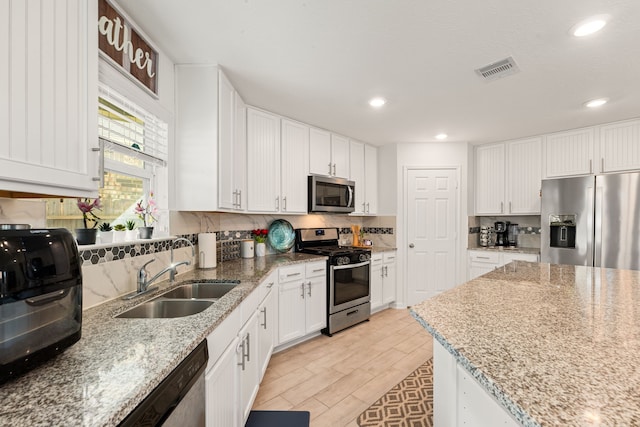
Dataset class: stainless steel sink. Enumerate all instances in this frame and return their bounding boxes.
[116,299,214,319]
[159,282,238,300]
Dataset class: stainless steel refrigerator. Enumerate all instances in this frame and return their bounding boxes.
[541,172,640,270]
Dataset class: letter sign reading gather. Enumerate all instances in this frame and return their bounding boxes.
[98,0,158,95]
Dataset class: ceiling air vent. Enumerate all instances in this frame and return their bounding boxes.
[475,56,520,81]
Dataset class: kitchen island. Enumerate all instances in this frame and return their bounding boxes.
[0,253,324,426]
[411,261,640,426]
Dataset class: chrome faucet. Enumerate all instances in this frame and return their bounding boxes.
[123,237,196,300]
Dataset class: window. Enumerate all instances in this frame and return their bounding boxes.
[44,84,168,235]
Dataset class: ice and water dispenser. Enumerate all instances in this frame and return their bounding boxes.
[549,214,576,248]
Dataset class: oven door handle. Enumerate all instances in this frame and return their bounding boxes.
[332,260,370,271]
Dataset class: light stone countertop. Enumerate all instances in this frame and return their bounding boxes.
[468,246,540,255]
[0,252,325,427]
[411,261,640,427]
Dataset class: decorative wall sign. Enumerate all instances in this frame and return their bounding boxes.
[98,0,158,95]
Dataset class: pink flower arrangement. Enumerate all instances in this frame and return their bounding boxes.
[77,198,102,229]
[252,229,268,243]
[135,192,158,227]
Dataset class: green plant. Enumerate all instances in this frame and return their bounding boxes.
[125,220,137,230]
[113,224,126,231]
[99,222,113,232]
[252,229,268,243]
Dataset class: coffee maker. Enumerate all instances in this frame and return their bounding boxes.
[507,223,519,247]
[494,221,509,246]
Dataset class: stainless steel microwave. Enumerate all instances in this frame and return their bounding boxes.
[308,175,355,213]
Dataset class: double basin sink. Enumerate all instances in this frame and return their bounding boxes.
[116,281,239,319]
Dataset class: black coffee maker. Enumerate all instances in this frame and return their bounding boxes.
[494,221,509,246]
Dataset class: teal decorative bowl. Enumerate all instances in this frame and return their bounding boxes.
[267,219,295,253]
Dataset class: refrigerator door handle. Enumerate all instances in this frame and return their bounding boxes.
[593,184,604,267]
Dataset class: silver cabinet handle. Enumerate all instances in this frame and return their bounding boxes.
[312,268,324,273]
[509,201,512,213]
[301,283,305,298]
[307,281,312,297]
[409,243,415,248]
[245,333,251,362]
[232,190,238,207]
[92,138,105,186]
[500,202,504,213]
[362,202,366,212]
[384,265,388,277]
[476,256,490,259]
[238,189,242,209]
[366,202,370,213]
[287,272,301,277]
[275,196,279,210]
[260,307,267,329]
[601,157,604,172]
[267,281,274,288]
[283,196,287,211]
[333,163,336,176]
[589,159,593,174]
[328,163,332,175]
[237,339,246,370]
[381,268,385,278]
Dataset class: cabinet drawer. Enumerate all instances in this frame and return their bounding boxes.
[279,264,305,283]
[383,252,396,263]
[371,253,383,265]
[206,307,242,371]
[305,261,327,278]
[468,251,500,264]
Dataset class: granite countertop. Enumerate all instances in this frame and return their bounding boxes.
[0,253,325,427]
[468,246,540,255]
[411,261,640,426]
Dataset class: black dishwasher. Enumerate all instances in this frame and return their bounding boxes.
[119,340,208,427]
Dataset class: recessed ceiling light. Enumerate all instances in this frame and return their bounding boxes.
[585,98,608,108]
[435,133,448,140]
[572,15,608,37]
[369,97,386,108]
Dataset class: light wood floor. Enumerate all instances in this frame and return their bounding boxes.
[252,308,434,426]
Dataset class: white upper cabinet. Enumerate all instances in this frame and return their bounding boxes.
[506,137,542,214]
[475,138,541,215]
[349,141,377,215]
[0,0,99,197]
[309,128,349,178]
[280,119,309,214]
[247,108,281,212]
[544,128,595,178]
[599,119,640,173]
[218,71,246,211]
[475,144,505,215]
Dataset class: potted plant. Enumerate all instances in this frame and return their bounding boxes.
[76,198,102,245]
[125,220,138,241]
[99,222,113,244]
[113,223,126,243]
[135,191,158,239]
[252,228,268,257]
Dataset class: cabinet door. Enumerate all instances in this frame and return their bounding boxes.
[281,119,310,213]
[278,280,306,345]
[247,108,281,212]
[305,275,327,333]
[206,337,240,427]
[234,93,247,210]
[506,138,542,214]
[218,70,236,210]
[257,284,276,381]
[383,260,396,305]
[599,119,640,173]
[370,258,384,310]
[502,252,539,266]
[544,128,595,177]
[238,310,260,425]
[364,144,378,214]
[309,127,332,176]
[469,265,494,280]
[349,140,366,214]
[475,144,505,215]
[0,0,99,197]
[331,134,350,178]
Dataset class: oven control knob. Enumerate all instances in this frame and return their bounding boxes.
[359,253,370,262]
[337,256,350,265]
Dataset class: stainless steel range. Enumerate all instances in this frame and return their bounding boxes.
[295,227,371,336]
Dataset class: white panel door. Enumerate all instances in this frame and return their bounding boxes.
[217,70,236,210]
[475,144,505,215]
[278,280,305,344]
[247,108,281,212]
[599,119,640,173]
[305,275,327,333]
[0,0,98,196]
[331,134,350,178]
[281,119,310,213]
[544,128,594,177]
[349,140,366,214]
[364,144,378,214]
[205,337,240,427]
[407,169,458,306]
[506,137,542,214]
[309,127,332,176]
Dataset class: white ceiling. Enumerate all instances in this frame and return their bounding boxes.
[118,0,640,146]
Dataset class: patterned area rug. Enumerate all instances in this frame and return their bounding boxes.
[357,359,434,427]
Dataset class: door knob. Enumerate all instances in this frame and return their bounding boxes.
[409,243,415,248]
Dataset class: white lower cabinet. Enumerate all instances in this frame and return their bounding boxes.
[371,251,397,311]
[277,262,327,345]
[237,309,260,424]
[468,250,539,280]
[370,254,384,310]
[205,336,240,427]
[257,273,277,380]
